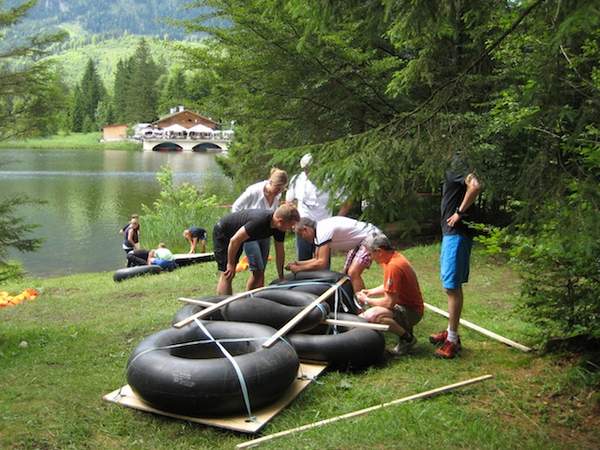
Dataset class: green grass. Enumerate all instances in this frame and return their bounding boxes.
[0,132,141,151]
[1,243,598,449]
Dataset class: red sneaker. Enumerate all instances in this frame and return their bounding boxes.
[435,340,461,359]
[429,330,447,345]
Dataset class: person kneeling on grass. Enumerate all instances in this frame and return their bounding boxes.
[148,243,177,271]
[356,233,424,356]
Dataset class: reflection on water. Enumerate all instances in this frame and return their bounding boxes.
[0,149,226,277]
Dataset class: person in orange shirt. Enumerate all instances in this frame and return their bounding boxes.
[356,233,424,356]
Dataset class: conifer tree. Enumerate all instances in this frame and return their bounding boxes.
[71,84,84,132]
[124,39,162,123]
[0,0,66,279]
[112,59,130,123]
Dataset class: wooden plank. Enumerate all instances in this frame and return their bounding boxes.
[262,276,349,348]
[324,319,388,331]
[236,374,494,448]
[178,298,388,331]
[103,362,327,434]
[424,302,532,352]
[173,287,268,328]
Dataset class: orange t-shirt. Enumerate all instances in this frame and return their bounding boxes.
[383,252,424,315]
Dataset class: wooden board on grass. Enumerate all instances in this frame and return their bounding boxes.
[172,252,215,267]
[102,362,327,434]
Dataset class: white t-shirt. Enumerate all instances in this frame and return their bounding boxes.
[232,180,281,212]
[285,172,331,222]
[314,216,380,251]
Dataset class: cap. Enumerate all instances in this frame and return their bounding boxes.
[300,153,313,169]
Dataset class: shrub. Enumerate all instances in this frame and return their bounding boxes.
[140,166,225,253]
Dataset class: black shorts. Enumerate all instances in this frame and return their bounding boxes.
[213,222,243,272]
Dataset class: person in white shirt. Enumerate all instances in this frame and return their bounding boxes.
[286,153,351,260]
[287,216,381,293]
[231,168,288,290]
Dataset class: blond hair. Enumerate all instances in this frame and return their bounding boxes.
[274,203,300,223]
[269,168,288,187]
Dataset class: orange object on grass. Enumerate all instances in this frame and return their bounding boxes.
[0,288,39,308]
[235,255,273,272]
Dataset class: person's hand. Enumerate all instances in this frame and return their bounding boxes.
[224,263,236,280]
[446,212,461,228]
[286,262,300,272]
[356,290,368,305]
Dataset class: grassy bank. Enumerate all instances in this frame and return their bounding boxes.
[0,132,141,151]
[1,243,598,449]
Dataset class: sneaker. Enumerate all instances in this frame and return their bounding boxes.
[429,329,447,345]
[435,339,461,359]
[390,334,417,356]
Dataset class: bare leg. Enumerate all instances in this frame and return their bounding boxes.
[346,262,365,293]
[217,272,233,295]
[379,315,407,337]
[445,287,463,332]
[246,270,265,290]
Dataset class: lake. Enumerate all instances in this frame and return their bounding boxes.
[0,149,226,277]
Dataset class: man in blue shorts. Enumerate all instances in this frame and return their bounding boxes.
[431,165,481,359]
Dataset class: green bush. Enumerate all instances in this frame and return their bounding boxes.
[140,166,225,253]
[480,189,600,345]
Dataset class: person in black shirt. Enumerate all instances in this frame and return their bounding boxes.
[430,166,481,359]
[183,226,207,253]
[213,204,300,295]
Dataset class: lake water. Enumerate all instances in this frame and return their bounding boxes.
[0,149,226,277]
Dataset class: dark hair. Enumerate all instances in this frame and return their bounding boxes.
[296,217,316,230]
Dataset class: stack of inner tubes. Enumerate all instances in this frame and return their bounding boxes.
[126,272,385,418]
[270,270,361,314]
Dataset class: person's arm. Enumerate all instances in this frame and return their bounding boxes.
[274,240,285,280]
[189,237,198,254]
[357,289,398,309]
[147,250,155,265]
[286,244,330,272]
[447,173,482,228]
[224,227,249,279]
[337,200,353,216]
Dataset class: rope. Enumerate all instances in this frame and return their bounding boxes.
[193,318,257,422]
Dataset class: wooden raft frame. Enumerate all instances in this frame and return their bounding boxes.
[103,362,327,434]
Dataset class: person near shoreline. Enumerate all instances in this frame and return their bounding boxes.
[430,161,481,359]
[230,168,288,291]
[122,218,140,256]
[126,248,150,267]
[286,216,381,293]
[356,233,424,356]
[183,227,207,253]
[148,243,177,271]
[214,204,300,295]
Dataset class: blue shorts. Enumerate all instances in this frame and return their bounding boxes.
[244,238,271,272]
[440,234,473,290]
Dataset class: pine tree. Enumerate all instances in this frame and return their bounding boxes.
[112,59,130,123]
[124,39,162,123]
[71,84,84,132]
[0,0,65,279]
[77,58,106,129]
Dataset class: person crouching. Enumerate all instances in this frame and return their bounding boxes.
[356,233,424,356]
